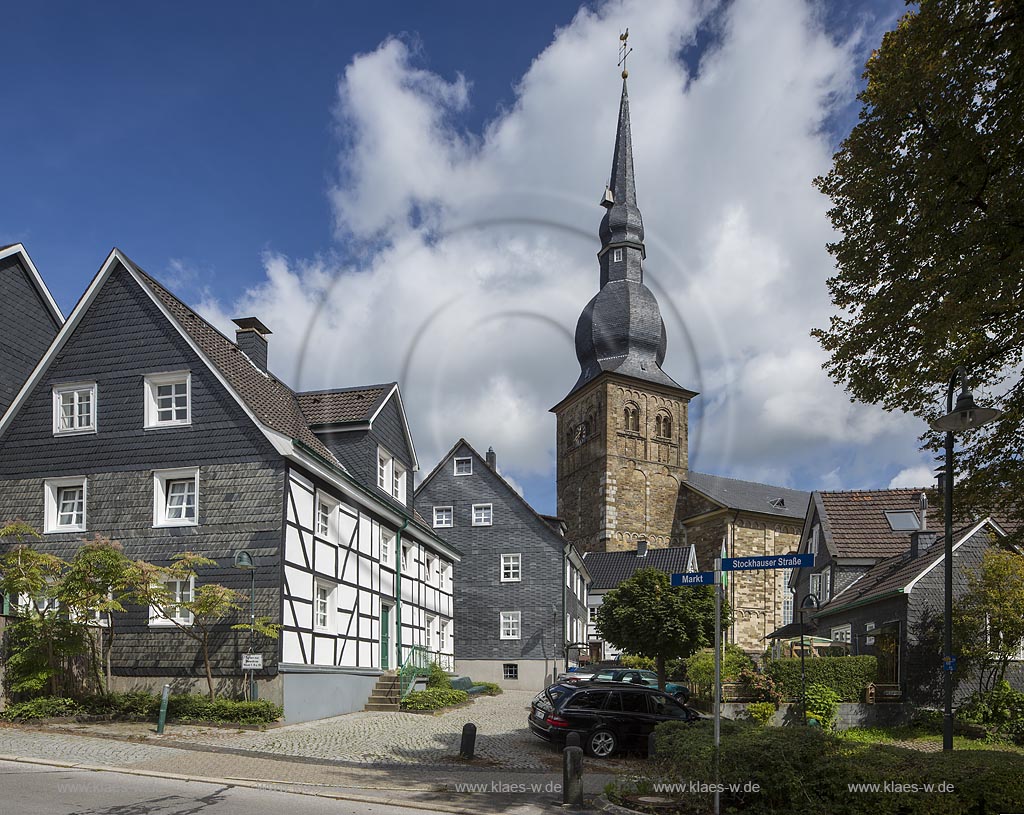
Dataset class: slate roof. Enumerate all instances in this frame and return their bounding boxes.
[129,261,337,463]
[297,384,393,425]
[816,521,996,614]
[683,471,810,521]
[583,547,691,590]
[817,488,940,560]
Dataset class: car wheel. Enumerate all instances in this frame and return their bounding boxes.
[587,728,618,758]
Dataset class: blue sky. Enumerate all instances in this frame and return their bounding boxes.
[3,0,924,514]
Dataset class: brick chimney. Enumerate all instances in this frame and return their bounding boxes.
[232,317,272,372]
[486,447,497,469]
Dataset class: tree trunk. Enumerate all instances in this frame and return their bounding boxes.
[202,636,215,700]
[656,654,667,692]
[105,616,114,693]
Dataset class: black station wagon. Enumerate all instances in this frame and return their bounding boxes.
[528,681,701,758]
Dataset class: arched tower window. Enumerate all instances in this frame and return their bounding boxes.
[655,411,672,439]
[623,403,639,432]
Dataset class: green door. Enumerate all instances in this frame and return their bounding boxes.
[381,605,391,670]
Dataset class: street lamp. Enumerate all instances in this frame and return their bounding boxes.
[930,367,1002,752]
[799,593,819,725]
[234,550,257,702]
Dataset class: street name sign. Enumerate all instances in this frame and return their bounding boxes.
[721,553,814,572]
[670,571,716,587]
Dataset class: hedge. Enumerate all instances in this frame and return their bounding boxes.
[0,693,282,724]
[766,656,877,702]
[400,688,468,711]
[610,718,1024,814]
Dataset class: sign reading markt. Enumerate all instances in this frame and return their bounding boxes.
[241,653,263,671]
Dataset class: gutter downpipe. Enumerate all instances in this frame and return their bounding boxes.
[396,518,409,664]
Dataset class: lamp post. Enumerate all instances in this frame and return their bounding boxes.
[799,593,819,725]
[930,367,1001,752]
[234,550,257,702]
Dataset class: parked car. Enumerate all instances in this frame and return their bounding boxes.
[528,681,701,758]
[588,668,690,700]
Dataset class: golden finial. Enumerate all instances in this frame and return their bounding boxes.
[618,29,632,79]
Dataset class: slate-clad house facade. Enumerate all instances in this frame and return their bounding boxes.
[414,440,589,688]
[0,244,64,415]
[0,248,456,721]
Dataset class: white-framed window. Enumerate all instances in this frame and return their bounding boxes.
[441,562,452,591]
[52,383,97,435]
[831,624,852,644]
[433,506,453,528]
[392,463,406,503]
[501,553,522,582]
[425,614,436,649]
[44,477,88,533]
[809,524,820,556]
[472,503,493,526]
[314,581,335,631]
[315,493,339,542]
[588,606,598,624]
[153,468,199,527]
[377,450,389,490]
[150,577,194,626]
[503,663,519,680]
[782,570,794,626]
[143,372,191,428]
[381,529,395,565]
[424,554,436,586]
[500,610,521,640]
[439,620,449,651]
[454,457,472,476]
[401,543,412,573]
[809,572,822,601]
[821,566,832,603]
[612,248,623,262]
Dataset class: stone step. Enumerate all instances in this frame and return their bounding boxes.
[368,693,397,703]
[364,702,400,712]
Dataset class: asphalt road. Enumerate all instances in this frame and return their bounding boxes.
[0,759,511,815]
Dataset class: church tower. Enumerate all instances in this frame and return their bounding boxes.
[551,73,697,554]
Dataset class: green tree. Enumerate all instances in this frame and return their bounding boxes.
[813,0,1024,528]
[595,568,730,690]
[953,546,1024,691]
[129,553,243,700]
[57,536,141,693]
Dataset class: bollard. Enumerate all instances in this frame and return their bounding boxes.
[562,745,584,808]
[459,722,477,759]
[648,731,657,758]
[565,731,582,750]
[156,684,170,735]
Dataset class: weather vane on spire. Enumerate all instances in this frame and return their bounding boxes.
[618,29,632,79]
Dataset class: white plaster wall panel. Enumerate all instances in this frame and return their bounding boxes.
[359,641,371,667]
[343,554,358,585]
[291,469,315,493]
[313,635,334,666]
[293,482,314,531]
[314,541,336,576]
[381,572,394,598]
[358,556,373,588]
[338,583,357,611]
[284,524,307,568]
[285,565,312,601]
[283,632,304,664]
[358,589,373,612]
[291,598,313,630]
[339,510,358,548]
[358,514,371,555]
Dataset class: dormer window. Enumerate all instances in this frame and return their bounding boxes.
[144,372,191,428]
[392,463,407,503]
[377,447,405,501]
[53,383,97,435]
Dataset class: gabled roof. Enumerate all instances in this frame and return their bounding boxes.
[815,488,940,560]
[682,471,810,521]
[415,437,587,576]
[297,384,393,425]
[0,243,65,327]
[815,518,1006,615]
[583,546,691,590]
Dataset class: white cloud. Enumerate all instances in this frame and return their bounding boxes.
[888,465,935,490]
[197,0,920,506]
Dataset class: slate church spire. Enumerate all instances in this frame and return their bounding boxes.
[567,71,683,398]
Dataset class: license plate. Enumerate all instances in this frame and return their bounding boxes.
[534,708,545,721]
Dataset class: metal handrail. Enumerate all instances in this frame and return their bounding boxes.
[398,645,431,698]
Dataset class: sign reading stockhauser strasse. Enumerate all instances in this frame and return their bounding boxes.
[721,553,814,572]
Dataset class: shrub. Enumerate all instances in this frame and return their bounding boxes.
[473,682,503,696]
[0,697,83,721]
[685,645,753,689]
[747,701,776,727]
[617,653,655,670]
[766,655,876,701]
[638,718,1024,814]
[426,662,452,690]
[804,682,840,730]
[738,666,782,705]
[2,693,281,724]
[400,688,468,711]
[958,681,1024,743]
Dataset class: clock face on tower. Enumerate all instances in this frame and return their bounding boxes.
[573,422,589,446]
